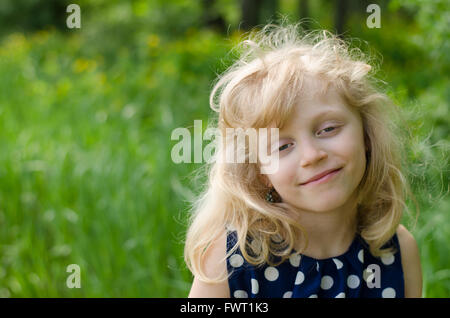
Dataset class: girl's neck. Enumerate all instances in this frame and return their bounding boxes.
[293,198,359,260]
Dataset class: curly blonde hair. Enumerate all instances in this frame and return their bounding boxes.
[184,23,415,283]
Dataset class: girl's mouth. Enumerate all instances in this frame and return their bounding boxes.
[300,168,342,186]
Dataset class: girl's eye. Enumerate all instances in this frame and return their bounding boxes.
[279,143,292,151]
[317,126,337,136]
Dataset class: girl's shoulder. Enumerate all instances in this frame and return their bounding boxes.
[188,230,230,297]
[396,224,422,297]
[396,224,417,245]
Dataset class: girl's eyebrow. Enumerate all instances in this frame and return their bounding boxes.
[277,108,345,137]
[310,108,344,121]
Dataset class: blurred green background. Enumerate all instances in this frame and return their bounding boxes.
[0,0,448,297]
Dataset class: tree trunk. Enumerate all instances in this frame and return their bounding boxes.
[299,0,310,30]
[241,0,261,30]
[201,0,226,33]
[334,0,348,36]
[260,0,278,24]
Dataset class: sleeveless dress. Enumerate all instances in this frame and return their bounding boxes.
[226,231,404,298]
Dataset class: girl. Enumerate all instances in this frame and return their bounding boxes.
[185,23,422,298]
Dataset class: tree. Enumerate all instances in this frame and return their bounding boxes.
[299,0,310,30]
[201,0,226,33]
[334,0,348,36]
[241,0,261,30]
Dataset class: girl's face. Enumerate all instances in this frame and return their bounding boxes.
[262,85,367,213]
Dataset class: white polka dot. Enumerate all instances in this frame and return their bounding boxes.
[264,266,279,281]
[233,290,248,298]
[229,254,244,268]
[309,294,318,298]
[347,275,360,289]
[283,291,293,298]
[320,275,334,290]
[251,278,259,294]
[381,252,395,265]
[358,249,364,263]
[295,271,305,285]
[335,292,346,298]
[289,254,301,267]
[333,258,343,270]
[382,287,396,298]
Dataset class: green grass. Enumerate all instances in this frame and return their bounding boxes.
[0,20,448,297]
[0,28,234,297]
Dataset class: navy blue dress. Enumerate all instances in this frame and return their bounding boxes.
[226,231,404,298]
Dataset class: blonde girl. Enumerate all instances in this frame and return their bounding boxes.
[185,23,422,298]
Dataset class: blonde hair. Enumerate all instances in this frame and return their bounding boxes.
[184,23,416,283]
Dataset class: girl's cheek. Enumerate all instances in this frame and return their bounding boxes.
[275,156,298,184]
[330,128,361,156]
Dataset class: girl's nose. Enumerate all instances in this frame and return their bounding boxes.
[299,140,328,167]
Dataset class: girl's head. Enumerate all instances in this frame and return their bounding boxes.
[185,23,412,282]
[258,78,368,214]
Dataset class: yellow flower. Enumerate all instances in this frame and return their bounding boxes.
[98,72,107,85]
[4,33,28,51]
[32,30,50,44]
[146,34,160,48]
[72,58,97,73]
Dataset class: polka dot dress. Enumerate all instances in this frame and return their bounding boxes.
[226,231,404,298]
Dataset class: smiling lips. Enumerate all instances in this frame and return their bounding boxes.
[300,168,342,186]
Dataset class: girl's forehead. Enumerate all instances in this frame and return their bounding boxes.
[277,86,351,130]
